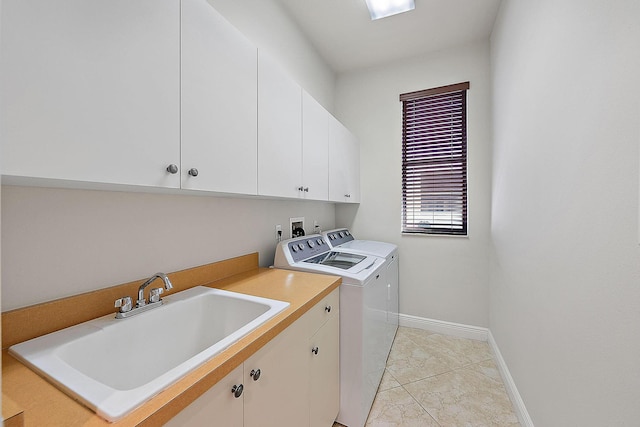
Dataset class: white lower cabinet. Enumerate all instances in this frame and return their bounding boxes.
[165,364,244,427]
[243,313,309,426]
[309,314,340,427]
[166,288,340,427]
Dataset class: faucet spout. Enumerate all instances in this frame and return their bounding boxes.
[137,272,173,307]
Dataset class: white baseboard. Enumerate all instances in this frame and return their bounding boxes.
[397,313,534,426]
[488,330,535,427]
[398,313,489,341]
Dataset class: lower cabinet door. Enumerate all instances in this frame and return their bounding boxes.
[165,364,244,427]
[309,314,340,427]
[244,318,310,427]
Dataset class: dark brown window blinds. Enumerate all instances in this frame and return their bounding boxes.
[400,82,469,236]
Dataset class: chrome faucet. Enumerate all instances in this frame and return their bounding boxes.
[137,272,173,307]
[114,272,174,319]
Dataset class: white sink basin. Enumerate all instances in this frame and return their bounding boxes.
[9,286,289,421]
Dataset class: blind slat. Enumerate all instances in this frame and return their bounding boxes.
[400,82,468,235]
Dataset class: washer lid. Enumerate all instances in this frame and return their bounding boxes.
[303,251,367,270]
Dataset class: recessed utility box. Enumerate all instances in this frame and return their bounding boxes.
[290,217,305,238]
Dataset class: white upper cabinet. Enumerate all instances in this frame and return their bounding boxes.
[181,0,258,194]
[1,0,359,203]
[302,91,329,201]
[0,0,181,188]
[257,50,303,198]
[329,116,361,203]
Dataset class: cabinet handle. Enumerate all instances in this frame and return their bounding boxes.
[166,164,178,174]
[311,346,319,355]
[250,369,261,381]
[188,168,199,177]
[325,305,332,313]
[303,187,309,192]
[298,186,304,191]
[344,194,351,198]
[231,384,244,398]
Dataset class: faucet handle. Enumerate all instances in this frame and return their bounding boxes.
[115,296,133,313]
[149,288,164,304]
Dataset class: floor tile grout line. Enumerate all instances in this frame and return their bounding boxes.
[401,382,442,427]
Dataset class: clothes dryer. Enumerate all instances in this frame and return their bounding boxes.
[323,229,399,365]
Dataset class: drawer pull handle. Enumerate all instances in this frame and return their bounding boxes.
[231,384,243,398]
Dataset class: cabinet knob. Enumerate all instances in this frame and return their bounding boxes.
[250,369,261,381]
[311,346,319,355]
[231,384,244,398]
[298,186,304,191]
[303,187,309,192]
[325,305,332,313]
[188,168,199,177]
[344,194,351,198]
[166,164,178,174]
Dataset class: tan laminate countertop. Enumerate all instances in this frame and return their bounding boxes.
[2,267,341,426]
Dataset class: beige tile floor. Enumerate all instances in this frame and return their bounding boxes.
[334,326,520,427]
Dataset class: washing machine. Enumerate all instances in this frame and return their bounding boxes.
[323,229,399,366]
[274,234,387,427]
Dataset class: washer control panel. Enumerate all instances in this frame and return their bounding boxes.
[288,236,329,263]
[325,228,355,247]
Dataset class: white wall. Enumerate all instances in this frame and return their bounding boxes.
[335,42,493,327]
[0,0,337,311]
[490,1,640,425]
[207,0,335,112]
[1,186,334,310]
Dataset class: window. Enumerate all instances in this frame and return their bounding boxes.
[400,82,469,235]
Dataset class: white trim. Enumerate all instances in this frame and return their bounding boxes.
[398,313,488,341]
[488,330,535,427]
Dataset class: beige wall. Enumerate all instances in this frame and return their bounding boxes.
[335,41,493,327]
[490,0,640,425]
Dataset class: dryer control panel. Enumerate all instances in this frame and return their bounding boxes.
[288,236,329,263]
[325,228,355,247]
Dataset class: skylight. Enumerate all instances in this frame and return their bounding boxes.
[365,0,415,20]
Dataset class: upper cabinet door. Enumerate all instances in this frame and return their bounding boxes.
[0,0,181,188]
[257,51,303,199]
[329,116,360,203]
[302,91,329,201]
[181,0,258,194]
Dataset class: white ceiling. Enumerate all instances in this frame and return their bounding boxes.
[274,0,502,73]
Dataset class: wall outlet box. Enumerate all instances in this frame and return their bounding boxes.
[290,217,305,238]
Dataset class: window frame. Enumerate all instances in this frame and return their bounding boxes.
[400,81,469,236]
